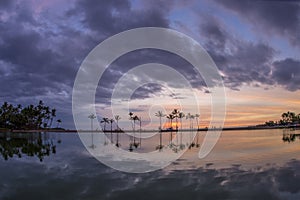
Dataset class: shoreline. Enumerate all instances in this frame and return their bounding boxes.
[0,124,299,133]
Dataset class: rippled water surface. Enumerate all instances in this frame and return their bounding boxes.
[0,129,299,200]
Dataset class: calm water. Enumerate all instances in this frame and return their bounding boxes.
[0,129,300,200]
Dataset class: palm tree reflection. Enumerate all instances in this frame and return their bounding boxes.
[0,132,60,161]
[282,129,300,143]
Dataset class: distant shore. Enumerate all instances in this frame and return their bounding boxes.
[0,124,299,133]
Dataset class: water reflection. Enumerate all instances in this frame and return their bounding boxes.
[90,130,202,154]
[0,132,61,161]
[1,130,300,199]
[283,133,300,143]
[282,128,300,143]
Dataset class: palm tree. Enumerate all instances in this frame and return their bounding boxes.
[114,115,121,131]
[114,115,121,147]
[289,112,296,124]
[49,109,56,128]
[178,112,185,130]
[186,113,195,148]
[132,115,140,148]
[172,109,179,131]
[297,114,300,124]
[282,111,297,125]
[109,118,114,143]
[281,112,288,125]
[195,114,200,130]
[196,130,200,148]
[56,119,62,128]
[139,116,142,147]
[129,112,140,148]
[155,111,165,150]
[178,112,185,150]
[88,114,96,149]
[166,114,175,130]
[166,113,175,146]
[100,117,109,131]
[155,111,165,131]
[186,113,195,130]
[88,114,96,131]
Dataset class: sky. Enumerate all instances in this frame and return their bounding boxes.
[0,0,300,129]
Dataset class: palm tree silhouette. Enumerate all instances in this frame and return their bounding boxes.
[178,112,185,150]
[129,112,140,149]
[132,115,140,148]
[100,117,109,131]
[109,118,114,143]
[139,116,142,147]
[196,130,200,148]
[186,113,195,130]
[166,113,175,147]
[166,114,175,130]
[186,113,195,148]
[56,119,62,128]
[172,109,180,131]
[88,114,96,149]
[114,115,121,147]
[49,109,56,128]
[88,114,96,131]
[155,111,165,150]
[195,114,200,130]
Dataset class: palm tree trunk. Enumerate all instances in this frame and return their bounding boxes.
[110,122,113,143]
[139,117,142,148]
[159,117,162,148]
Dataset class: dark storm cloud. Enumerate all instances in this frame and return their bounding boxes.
[131,83,164,100]
[1,0,299,129]
[200,17,275,90]
[200,15,300,91]
[0,0,170,100]
[0,0,173,128]
[272,58,300,91]
[0,1,88,105]
[95,48,209,106]
[200,17,227,51]
[0,0,13,9]
[67,0,169,37]
[214,0,300,46]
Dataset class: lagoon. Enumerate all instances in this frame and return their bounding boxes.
[0,129,299,199]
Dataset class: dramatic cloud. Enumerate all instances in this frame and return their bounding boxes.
[272,58,300,91]
[0,0,299,128]
[199,16,275,90]
[0,0,172,127]
[214,0,300,47]
[67,0,169,37]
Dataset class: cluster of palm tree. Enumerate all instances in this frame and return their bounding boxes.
[0,101,61,130]
[99,116,122,146]
[155,109,201,151]
[89,112,142,150]
[265,111,300,126]
[155,109,200,131]
[88,109,201,152]
[280,111,300,125]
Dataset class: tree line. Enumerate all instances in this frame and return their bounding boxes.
[265,111,300,126]
[0,101,62,130]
